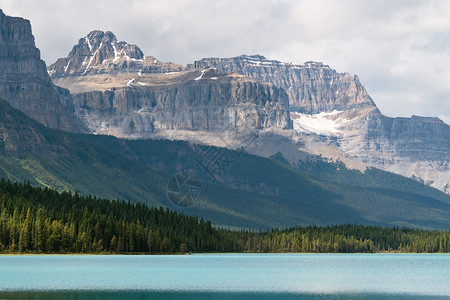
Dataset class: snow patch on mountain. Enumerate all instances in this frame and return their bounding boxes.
[291,110,346,136]
[195,70,206,81]
[127,78,135,87]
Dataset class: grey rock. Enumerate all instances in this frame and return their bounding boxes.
[347,115,449,161]
[0,10,83,132]
[192,55,378,114]
[48,30,183,77]
[72,69,291,135]
[49,34,291,135]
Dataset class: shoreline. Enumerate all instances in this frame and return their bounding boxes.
[1,251,449,256]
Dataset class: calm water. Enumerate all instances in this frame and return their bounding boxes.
[0,254,449,299]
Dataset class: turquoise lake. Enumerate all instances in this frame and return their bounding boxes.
[0,254,449,299]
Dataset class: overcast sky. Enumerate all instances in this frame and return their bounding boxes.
[1,0,449,123]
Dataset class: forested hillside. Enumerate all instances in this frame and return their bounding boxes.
[0,180,449,254]
[0,180,220,253]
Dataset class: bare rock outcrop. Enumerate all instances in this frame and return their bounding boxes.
[49,33,292,136]
[193,55,378,114]
[0,10,83,132]
[72,69,291,136]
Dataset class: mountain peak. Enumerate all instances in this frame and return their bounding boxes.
[48,31,182,77]
[48,30,145,77]
[83,30,119,49]
[77,30,143,60]
[86,30,116,41]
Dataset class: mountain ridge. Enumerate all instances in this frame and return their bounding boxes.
[48,31,293,135]
[193,54,380,115]
[194,54,450,193]
[46,30,450,193]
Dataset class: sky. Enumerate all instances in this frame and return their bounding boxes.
[1,0,449,123]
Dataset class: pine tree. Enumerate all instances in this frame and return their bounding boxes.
[179,243,188,253]
[110,235,118,252]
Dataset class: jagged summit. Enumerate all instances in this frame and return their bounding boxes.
[79,30,144,61]
[48,30,181,77]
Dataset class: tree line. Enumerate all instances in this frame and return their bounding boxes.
[0,179,448,254]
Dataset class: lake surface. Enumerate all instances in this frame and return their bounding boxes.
[0,254,449,299]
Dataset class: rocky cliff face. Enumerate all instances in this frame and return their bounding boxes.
[47,30,182,78]
[71,69,291,136]
[0,10,83,132]
[194,55,450,193]
[343,114,449,161]
[193,55,378,114]
[48,34,291,135]
[338,112,450,192]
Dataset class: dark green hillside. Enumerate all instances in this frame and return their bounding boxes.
[82,135,450,229]
[0,180,448,254]
[0,99,450,229]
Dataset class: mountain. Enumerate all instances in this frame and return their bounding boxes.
[48,31,291,136]
[47,30,182,78]
[1,11,448,229]
[193,55,450,194]
[0,10,83,132]
[1,98,450,229]
[46,28,449,193]
[193,55,378,114]
[0,101,450,229]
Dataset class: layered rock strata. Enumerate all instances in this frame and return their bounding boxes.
[0,10,83,131]
[194,55,450,193]
[48,33,292,136]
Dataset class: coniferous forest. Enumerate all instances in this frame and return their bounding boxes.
[0,179,449,254]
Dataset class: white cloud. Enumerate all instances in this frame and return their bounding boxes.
[0,0,449,123]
